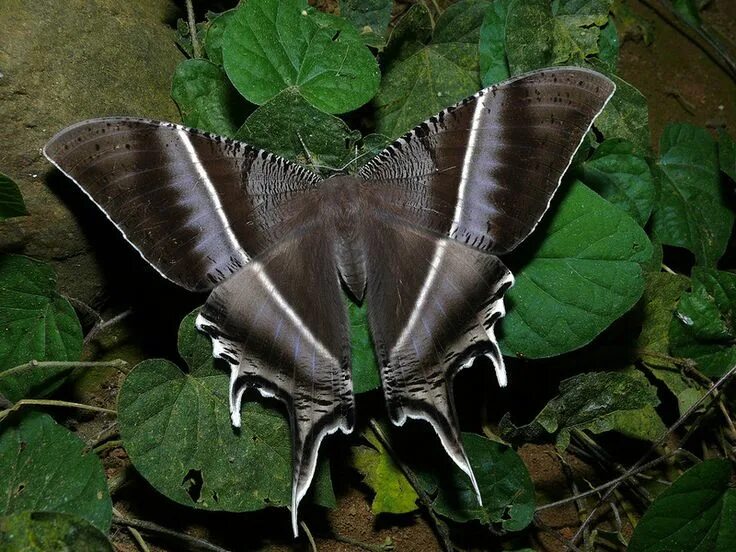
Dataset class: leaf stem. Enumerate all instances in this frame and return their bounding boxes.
[0,359,129,380]
[368,419,455,552]
[0,399,116,423]
[112,515,230,552]
[185,0,202,59]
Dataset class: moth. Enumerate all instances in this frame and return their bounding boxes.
[44,67,614,533]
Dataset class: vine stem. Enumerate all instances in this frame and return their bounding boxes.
[185,0,202,59]
[0,359,129,380]
[84,309,132,346]
[368,419,455,552]
[570,361,736,544]
[112,515,230,552]
[0,399,116,423]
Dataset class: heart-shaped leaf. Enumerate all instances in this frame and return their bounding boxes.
[222,0,379,114]
[118,310,334,512]
[203,9,237,67]
[670,268,736,377]
[0,173,27,221]
[0,511,112,552]
[628,459,736,552]
[652,123,733,266]
[0,255,83,402]
[479,0,514,86]
[499,181,652,359]
[171,59,248,137]
[373,0,486,139]
[501,370,664,449]
[414,433,535,530]
[0,412,112,532]
[235,88,360,171]
[577,138,655,225]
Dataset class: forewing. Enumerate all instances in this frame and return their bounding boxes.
[362,208,512,502]
[359,67,615,254]
[196,215,353,535]
[44,118,321,291]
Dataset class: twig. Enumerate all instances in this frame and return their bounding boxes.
[645,0,736,82]
[0,359,129,380]
[570,362,736,544]
[301,521,317,552]
[0,399,116,423]
[185,0,202,59]
[113,507,150,552]
[368,419,455,552]
[536,450,682,512]
[84,309,132,346]
[112,516,231,552]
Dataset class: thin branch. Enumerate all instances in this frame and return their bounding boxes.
[368,419,455,552]
[0,399,116,423]
[301,521,317,552]
[536,450,683,512]
[84,309,132,346]
[645,0,736,82]
[185,0,202,59]
[112,516,231,552]
[113,507,150,552]
[0,359,129,380]
[571,362,736,544]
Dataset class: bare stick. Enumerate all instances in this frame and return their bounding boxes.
[571,362,736,544]
[368,419,455,552]
[0,359,128,380]
[533,515,583,552]
[112,516,231,552]
[185,0,202,59]
[0,399,116,423]
[84,309,132,345]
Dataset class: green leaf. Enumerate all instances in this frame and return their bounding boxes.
[597,20,619,70]
[0,255,83,402]
[636,272,702,415]
[671,0,702,27]
[628,459,736,552]
[222,0,380,114]
[479,0,513,86]
[352,430,418,514]
[0,412,112,532]
[653,123,733,266]
[119,312,334,513]
[235,88,360,171]
[590,67,650,154]
[171,59,247,137]
[415,433,534,530]
[373,0,486,138]
[505,0,613,75]
[381,3,433,72]
[0,172,27,221]
[0,511,112,552]
[719,129,736,181]
[501,370,663,449]
[349,301,381,394]
[670,268,736,377]
[499,181,652,358]
[119,359,292,510]
[339,0,393,48]
[203,9,237,66]
[577,138,655,225]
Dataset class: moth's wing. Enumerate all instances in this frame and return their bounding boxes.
[43,118,321,291]
[195,213,353,536]
[358,66,615,254]
[361,211,511,503]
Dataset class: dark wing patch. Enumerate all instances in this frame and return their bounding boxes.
[359,66,615,254]
[44,118,320,291]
